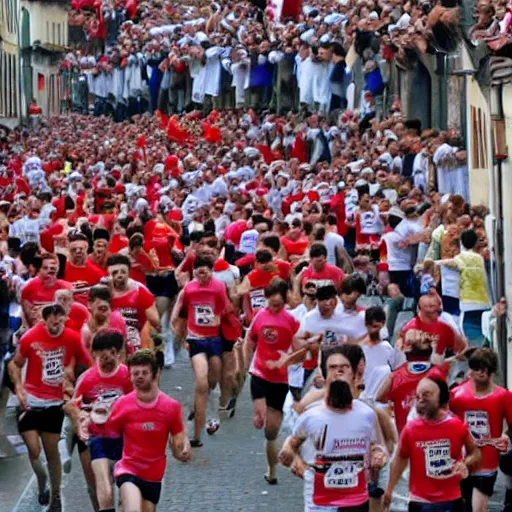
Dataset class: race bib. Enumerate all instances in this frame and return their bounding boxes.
[126,326,142,355]
[322,331,348,347]
[194,305,215,326]
[250,289,267,311]
[464,410,490,440]
[422,439,453,478]
[41,348,65,386]
[323,461,361,489]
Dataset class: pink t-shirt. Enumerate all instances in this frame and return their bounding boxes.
[249,307,300,384]
[108,391,184,482]
[81,311,128,353]
[74,363,133,438]
[180,278,229,338]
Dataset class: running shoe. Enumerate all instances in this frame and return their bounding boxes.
[206,419,220,435]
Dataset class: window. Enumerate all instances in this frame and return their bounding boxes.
[52,22,56,44]
[471,106,488,170]
[47,21,50,43]
[57,24,61,45]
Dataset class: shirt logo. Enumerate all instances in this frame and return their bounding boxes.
[142,422,155,431]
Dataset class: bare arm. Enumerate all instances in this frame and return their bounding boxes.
[235,275,251,297]
[375,374,392,404]
[279,435,306,467]
[170,430,191,462]
[383,455,409,509]
[8,352,27,409]
[145,304,161,332]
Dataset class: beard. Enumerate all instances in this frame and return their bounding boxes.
[327,380,353,410]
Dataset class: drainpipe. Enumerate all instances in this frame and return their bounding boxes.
[495,153,508,380]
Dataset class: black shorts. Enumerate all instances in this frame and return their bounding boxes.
[460,472,498,499]
[117,473,162,504]
[17,405,64,434]
[73,434,88,454]
[250,375,288,412]
[146,272,178,299]
[222,339,235,353]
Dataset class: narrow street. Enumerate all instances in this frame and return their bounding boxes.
[2,351,507,511]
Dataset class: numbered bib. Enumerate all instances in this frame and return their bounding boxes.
[249,289,267,311]
[423,440,453,478]
[464,410,490,440]
[42,348,65,386]
[323,461,361,489]
[194,305,215,326]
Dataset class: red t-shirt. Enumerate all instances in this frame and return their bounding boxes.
[301,263,345,291]
[249,308,300,384]
[40,222,65,253]
[235,254,291,281]
[65,302,89,332]
[111,283,155,355]
[244,269,279,324]
[401,317,456,356]
[450,381,512,472]
[130,251,156,285]
[400,414,470,503]
[384,362,450,432]
[74,363,133,438]
[109,391,184,482]
[224,220,248,248]
[180,278,229,338]
[18,323,93,401]
[81,311,128,353]
[86,254,109,277]
[281,235,310,256]
[63,260,105,305]
[21,277,73,307]
[109,234,129,254]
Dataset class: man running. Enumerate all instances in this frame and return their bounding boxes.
[70,331,133,512]
[280,345,383,511]
[384,377,481,511]
[243,278,304,484]
[172,256,231,446]
[107,255,160,355]
[81,285,128,355]
[450,349,512,512]
[21,253,72,327]
[108,349,190,511]
[8,303,93,511]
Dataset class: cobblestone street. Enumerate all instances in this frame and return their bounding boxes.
[4,351,507,511]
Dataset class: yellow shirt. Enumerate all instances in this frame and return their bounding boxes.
[454,251,490,308]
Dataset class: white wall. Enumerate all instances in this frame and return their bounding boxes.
[500,84,512,389]
[21,1,68,46]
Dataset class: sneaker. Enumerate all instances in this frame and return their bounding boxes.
[58,439,72,474]
[206,419,220,436]
[38,488,50,506]
[189,438,203,448]
[187,410,195,421]
[225,397,237,418]
[47,494,62,512]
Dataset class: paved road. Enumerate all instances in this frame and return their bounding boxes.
[3,351,508,511]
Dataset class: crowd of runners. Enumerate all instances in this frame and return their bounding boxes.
[1,0,512,511]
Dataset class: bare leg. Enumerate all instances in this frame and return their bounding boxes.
[142,500,157,512]
[191,353,209,441]
[120,482,142,512]
[20,430,47,494]
[220,351,236,408]
[472,487,489,512]
[79,449,99,511]
[264,408,283,481]
[40,432,62,508]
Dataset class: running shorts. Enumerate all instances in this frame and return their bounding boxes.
[460,472,498,499]
[250,375,288,412]
[408,499,463,512]
[17,405,64,434]
[89,436,123,461]
[117,474,162,504]
[188,337,223,359]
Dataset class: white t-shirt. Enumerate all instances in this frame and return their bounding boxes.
[299,308,352,348]
[361,340,406,372]
[238,229,259,255]
[213,265,240,288]
[381,230,413,272]
[324,232,345,265]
